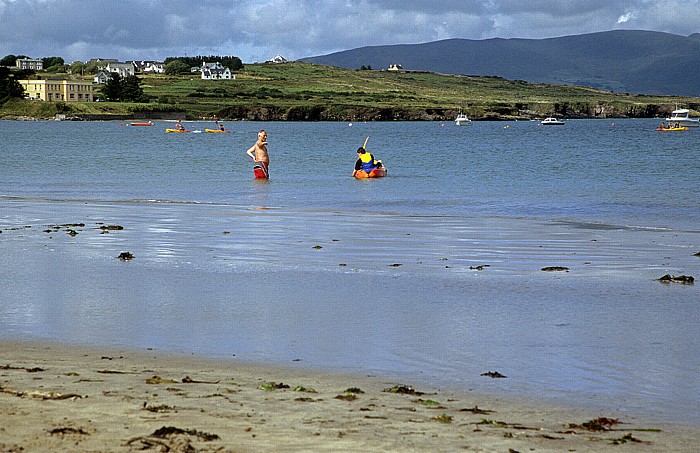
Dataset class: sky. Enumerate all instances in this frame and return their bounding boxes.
[0,0,698,64]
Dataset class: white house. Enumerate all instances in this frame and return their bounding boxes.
[200,62,233,80]
[388,64,403,72]
[131,60,165,74]
[105,62,135,78]
[143,62,165,74]
[16,58,43,70]
[93,71,111,84]
[268,54,287,63]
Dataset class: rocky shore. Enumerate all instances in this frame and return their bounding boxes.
[0,101,682,122]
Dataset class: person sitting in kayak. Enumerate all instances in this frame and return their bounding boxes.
[352,147,383,177]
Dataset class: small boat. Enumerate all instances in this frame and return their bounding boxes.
[354,167,387,179]
[166,128,190,133]
[205,129,231,133]
[657,126,688,132]
[130,121,153,126]
[541,117,565,125]
[455,111,471,126]
[666,108,699,128]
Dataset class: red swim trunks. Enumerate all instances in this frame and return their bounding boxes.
[253,161,269,179]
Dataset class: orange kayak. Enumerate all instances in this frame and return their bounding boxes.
[354,167,387,178]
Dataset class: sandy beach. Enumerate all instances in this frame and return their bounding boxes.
[1,340,697,452]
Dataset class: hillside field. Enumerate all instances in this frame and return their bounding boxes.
[2,62,699,121]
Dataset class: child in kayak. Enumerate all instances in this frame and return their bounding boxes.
[352,147,383,177]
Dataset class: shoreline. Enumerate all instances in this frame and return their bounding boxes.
[0,113,680,122]
[1,339,697,452]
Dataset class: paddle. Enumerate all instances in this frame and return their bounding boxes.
[362,136,385,171]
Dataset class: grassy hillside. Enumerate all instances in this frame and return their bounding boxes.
[301,31,700,96]
[2,62,699,121]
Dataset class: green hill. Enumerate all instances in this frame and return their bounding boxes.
[2,61,698,121]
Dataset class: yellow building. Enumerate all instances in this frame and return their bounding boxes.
[19,79,95,102]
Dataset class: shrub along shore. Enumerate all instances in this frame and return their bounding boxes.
[2,62,698,121]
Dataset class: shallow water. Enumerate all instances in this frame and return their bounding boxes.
[1,119,699,423]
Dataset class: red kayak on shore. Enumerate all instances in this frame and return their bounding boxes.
[354,167,387,178]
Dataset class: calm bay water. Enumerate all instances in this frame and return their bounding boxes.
[1,119,699,423]
[2,119,699,228]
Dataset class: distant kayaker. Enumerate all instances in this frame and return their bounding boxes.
[219,123,225,131]
[352,147,383,177]
[246,129,270,177]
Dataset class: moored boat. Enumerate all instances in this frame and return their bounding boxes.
[666,108,699,127]
[541,117,565,125]
[130,121,153,126]
[455,111,471,126]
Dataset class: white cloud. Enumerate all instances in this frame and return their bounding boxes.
[617,12,635,24]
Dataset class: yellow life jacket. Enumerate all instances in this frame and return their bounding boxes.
[359,152,379,172]
[360,153,374,164]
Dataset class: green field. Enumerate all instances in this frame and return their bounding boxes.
[2,62,698,120]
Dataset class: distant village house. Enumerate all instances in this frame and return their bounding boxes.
[268,54,287,63]
[19,78,95,102]
[16,58,43,70]
[131,60,165,74]
[105,62,135,78]
[93,71,111,84]
[200,62,233,80]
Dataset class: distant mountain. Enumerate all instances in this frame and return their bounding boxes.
[301,30,700,96]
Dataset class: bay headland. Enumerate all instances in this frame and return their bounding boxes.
[2,62,699,121]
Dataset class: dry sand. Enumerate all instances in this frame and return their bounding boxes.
[1,340,697,452]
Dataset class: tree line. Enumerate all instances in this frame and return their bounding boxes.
[0,66,24,103]
[2,53,244,77]
[101,73,148,102]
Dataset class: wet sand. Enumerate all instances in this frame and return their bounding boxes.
[1,340,698,452]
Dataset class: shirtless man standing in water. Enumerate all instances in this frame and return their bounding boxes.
[246,130,269,177]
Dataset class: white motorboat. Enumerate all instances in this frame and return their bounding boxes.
[455,111,471,126]
[541,117,565,125]
[666,108,699,127]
